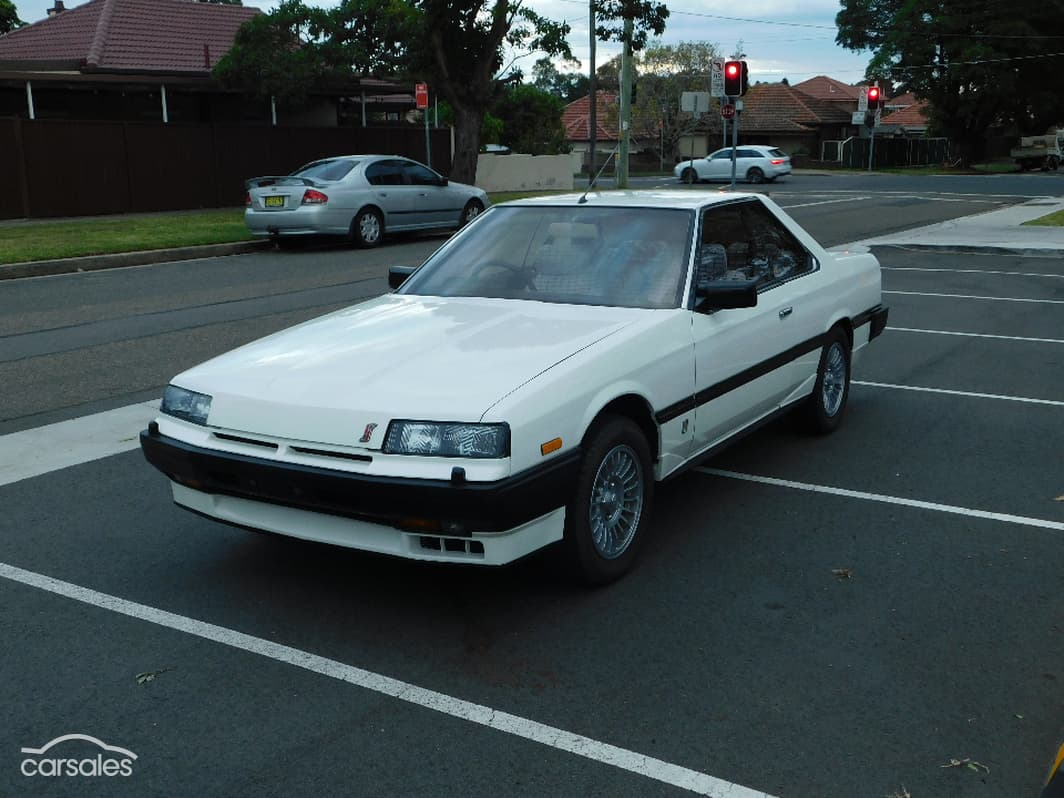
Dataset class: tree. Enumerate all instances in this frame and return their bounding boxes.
[491,84,567,154]
[627,40,722,162]
[1,0,25,34]
[836,0,1064,164]
[531,57,589,103]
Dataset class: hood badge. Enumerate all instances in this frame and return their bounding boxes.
[359,423,378,443]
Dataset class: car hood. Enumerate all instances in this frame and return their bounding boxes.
[172,295,634,448]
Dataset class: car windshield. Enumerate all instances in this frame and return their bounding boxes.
[401,205,693,308]
[294,159,359,182]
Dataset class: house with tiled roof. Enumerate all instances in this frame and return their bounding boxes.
[881,97,930,134]
[0,0,415,124]
[562,91,621,170]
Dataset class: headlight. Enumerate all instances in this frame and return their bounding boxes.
[383,421,509,459]
[161,385,212,426]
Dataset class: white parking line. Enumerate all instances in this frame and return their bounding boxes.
[698,469,1064,532]
[853,380,1064,407]
[781,197,872,209]
[884,266,1064,279]
[0,400,158,487]
[885,290,1064,304]
[886,326,1064,345]
[0,561,768,798]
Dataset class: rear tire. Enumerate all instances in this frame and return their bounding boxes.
[801,327,851,434]
[565,416,654,585]
[747,167,765,184]
[352,207,383,248]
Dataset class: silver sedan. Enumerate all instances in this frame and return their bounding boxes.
[245,155,490,248]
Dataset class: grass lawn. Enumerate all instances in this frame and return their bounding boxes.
[1022,209,1064,227]
[0,209,249,265]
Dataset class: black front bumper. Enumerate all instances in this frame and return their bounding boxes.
[140,425,581,534]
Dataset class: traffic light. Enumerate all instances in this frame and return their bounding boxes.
[866,86,882,109]
[724,60,748,97]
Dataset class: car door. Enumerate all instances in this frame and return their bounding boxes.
[364,159,414,227]
[688,199,821,450]
[701,148,732,180]
[735,148,762,180]
[399,159,462,228]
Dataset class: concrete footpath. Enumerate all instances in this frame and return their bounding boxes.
[2,195,1064,281]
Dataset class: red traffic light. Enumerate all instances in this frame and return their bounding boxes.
[867,87,880,101]
[723,60,747,96]
[726,63,739,78]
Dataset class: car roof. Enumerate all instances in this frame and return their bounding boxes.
[496,189,762,211]
[304,155,413,162]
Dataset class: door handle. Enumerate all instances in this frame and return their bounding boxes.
[778,307,793,319]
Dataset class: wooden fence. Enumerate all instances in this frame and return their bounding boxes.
[0,118,452,220]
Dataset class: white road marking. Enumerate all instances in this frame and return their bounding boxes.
[886,326,1064,344]
[698,469,1064,532]
[885,290,1064,304]
[0,561,768,799]
[884,266,1064,279]
[781,196,872,209]
[853,380,1064,407]
[0,400,158,487]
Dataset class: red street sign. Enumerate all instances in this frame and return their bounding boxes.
[720,103,736,120]
[415,82,429,110]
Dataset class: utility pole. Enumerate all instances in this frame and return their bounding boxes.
[588,0,597,186]
[617,17,633,189]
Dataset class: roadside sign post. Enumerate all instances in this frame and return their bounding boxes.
[680,92,710,183]
[416,82,430,168]
[729,98,741,189]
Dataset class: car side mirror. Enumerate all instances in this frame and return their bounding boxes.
[694,280,758,313]
[438,176,449,187]
[388,266,417,290]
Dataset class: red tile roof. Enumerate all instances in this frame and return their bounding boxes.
[792,75,862,101]
[563,91,620,140]
[886,92,918,107]
[738,83,853,133]
[882,99,929,127]
[0,0,259,74]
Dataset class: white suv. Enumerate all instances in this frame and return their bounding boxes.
[675,145,792,184]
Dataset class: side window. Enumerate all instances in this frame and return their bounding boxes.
[736,148,760,159]
[402,161,440,185]
[365,160,405,186]
[693,200,815,292]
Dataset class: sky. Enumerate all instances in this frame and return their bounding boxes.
[13,0,873,87]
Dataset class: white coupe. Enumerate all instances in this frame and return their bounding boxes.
[141,190,888,584]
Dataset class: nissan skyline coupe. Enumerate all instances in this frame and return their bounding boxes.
[141,190,888,584]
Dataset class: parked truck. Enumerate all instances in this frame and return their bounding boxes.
[1011,129,1063,171]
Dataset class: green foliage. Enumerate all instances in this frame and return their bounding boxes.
[532,57,589,103]
[836,0,1064,164]
[491,84,567,154]
[594,0,669,51]
[1,0,25,34]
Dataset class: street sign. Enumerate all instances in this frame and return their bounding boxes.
[680,92,710,114]
[415,82,429,110]
[851,111,865,125]
[710,61,724,97]
[857,87,868,112]
[720,103,736,120]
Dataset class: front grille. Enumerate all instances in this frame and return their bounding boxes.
[213,432,279,450]
[291,446,372,463]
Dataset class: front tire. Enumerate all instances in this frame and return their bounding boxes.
[680,167,696,184]
[565,416,654,585]
[352,207,383,248]
[802,327,851,434]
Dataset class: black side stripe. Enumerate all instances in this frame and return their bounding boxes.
[654,304,886,425]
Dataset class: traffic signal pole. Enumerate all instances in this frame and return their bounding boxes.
[729,102,739,190]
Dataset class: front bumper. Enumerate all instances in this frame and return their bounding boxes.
[140,423,581,539]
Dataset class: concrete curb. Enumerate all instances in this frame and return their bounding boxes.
[861,242,1064,259]
[0,240,273,281]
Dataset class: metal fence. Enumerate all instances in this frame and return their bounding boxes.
[0,118,452,220]
[820,137,950,169]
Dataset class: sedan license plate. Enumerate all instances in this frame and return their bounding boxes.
[264,195,285,208]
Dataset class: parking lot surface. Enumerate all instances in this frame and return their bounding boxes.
[1,189,1062,797]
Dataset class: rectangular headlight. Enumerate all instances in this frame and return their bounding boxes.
[383,421,510,459]
[161,385,212,426]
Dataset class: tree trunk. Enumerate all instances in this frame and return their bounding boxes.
[450,104,482,185]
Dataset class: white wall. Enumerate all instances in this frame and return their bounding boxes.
[474,153,577,192]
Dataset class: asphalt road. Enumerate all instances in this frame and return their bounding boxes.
[1,175,1062,797]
